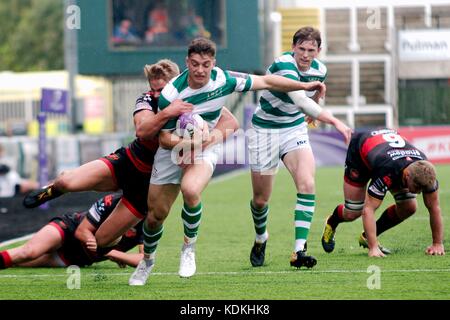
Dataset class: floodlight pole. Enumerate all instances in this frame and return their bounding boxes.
[64,0,79,133]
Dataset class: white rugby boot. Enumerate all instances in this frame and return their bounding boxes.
[179,243,196,278]
[129,258,154,286]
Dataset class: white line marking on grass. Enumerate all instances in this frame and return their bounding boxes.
[0,234,34,249]
[1,269,449,279]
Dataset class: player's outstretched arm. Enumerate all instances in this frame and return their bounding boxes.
[250,74,326,96]
[105,249,144,267]
[315,110,352,145]
[288,90,353,144]
[423,191,445,255]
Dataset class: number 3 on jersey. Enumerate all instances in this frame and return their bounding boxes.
[382,133,405,148]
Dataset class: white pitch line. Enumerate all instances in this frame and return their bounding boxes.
[0,234,34,249]
[0,269,449,279]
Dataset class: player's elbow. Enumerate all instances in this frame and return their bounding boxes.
[427,204,441,215]
[220,108,240,133]
[74,226,93,243]
[227,117,240,133]
[135,127,145,140]
[288,91,322,119]
[135,124,156,140]
[74,227,85,242]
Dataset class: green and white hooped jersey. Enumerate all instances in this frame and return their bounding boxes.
[252,52,327,129]
[159,67,253,130]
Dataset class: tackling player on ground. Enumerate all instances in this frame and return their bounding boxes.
[0,193,144,269]
[23,60,191,250]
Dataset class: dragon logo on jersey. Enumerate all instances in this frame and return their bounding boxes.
[104,194,113,206]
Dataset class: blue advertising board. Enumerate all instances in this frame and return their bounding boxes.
[41,88,68,114]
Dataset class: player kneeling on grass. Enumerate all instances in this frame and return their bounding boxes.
[321,128,445,257]
[0,193,144,269]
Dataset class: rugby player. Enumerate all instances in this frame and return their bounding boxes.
[23,60,189,249]
[129,36,334,285]
[1,193,143,269]
[247,26,352,269]
[321,128,445,257]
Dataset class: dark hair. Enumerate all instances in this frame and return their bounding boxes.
[292,26,322,48]
[188,37,216,57]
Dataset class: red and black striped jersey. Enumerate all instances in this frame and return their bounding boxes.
[86,193,143,249]
[58,193,143,266]
[127,91,160,172]
[357,129,431,199]
[86,193,122,228]
[56,194,121,238]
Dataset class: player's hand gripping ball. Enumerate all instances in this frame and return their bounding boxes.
[175,113,204,138]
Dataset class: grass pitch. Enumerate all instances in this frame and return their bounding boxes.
[0,165,449,300]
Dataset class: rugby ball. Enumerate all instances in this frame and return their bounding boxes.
[175,113,204,137]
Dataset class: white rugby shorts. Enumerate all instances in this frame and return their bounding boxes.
[248,125,311,172]
[150,144,221,185]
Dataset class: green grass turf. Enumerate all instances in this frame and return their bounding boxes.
[0,165,449,300]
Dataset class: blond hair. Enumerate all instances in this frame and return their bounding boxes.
[143,59,180,84]
[407,160,436,191]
